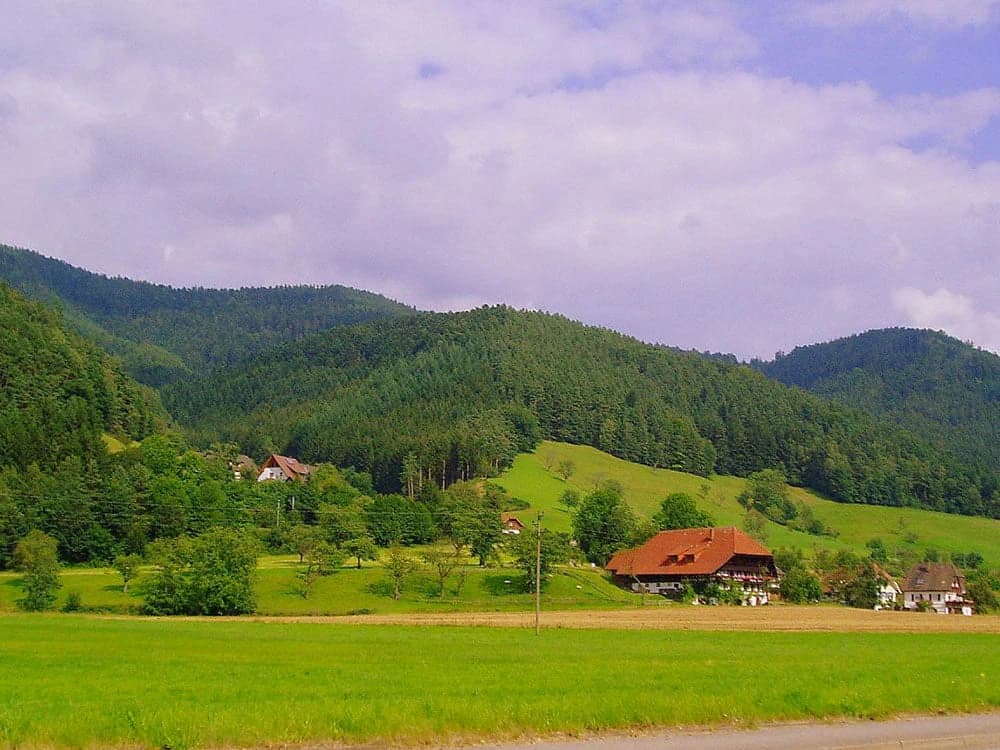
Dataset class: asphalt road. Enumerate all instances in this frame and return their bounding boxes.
[475,713,1000,750]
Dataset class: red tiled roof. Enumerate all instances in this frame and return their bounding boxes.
[261,453,314,481]
[606,527,773,577]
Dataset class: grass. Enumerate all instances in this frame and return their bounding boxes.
[493,441,1000,566]
[0,554,638,616]
[0,615,996,749]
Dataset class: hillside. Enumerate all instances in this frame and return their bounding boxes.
[163,306,999,518]
[0,284,164,470]
[0,244,414,385]
[493,441,1000,567]
[753,328,1000,472]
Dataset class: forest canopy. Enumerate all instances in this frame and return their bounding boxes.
[164,307,999,518]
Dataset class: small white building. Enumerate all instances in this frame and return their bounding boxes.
[902,562,971,615]
[873,563,901,607]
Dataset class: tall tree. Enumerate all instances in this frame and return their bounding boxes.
[653,493,714,530]
[572,485,636,565]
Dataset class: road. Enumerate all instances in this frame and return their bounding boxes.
[473,713,1000,750]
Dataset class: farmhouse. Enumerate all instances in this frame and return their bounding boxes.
[501,514,526,534]
[256,453,314,483]
[902,562,972,615]
[606,527,778,604]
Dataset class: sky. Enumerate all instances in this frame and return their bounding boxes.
[1,1,998,359]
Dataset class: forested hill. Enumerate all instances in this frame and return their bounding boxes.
[753,328,1000,472]
[0,244,415,385]
[0,284,164,470]
[163,307,999,518]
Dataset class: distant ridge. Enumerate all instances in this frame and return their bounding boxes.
[0,243,415,385]
[753,328,1000,471]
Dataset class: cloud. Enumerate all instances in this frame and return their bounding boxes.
[798,0,1000,28]
[893,287,1000,351]
[0,2,997,358]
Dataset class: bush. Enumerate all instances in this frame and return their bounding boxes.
[503,497,531,511]
[780,567,822,603]
[61,591,83,612]
[142,528,259,615]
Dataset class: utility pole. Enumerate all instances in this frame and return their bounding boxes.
[535,511,543,636]
[276,499,282,530]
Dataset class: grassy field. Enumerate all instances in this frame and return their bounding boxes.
[0,554,638,616]
[1,615,997,749]
[493,442,1000,565]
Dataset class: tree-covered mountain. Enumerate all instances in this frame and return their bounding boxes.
[753,328,1000,472]
[0,244,415,385]
[163,307,999,518]
[0,284,164,470]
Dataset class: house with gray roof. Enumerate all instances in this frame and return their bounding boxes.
[901,562,971,615]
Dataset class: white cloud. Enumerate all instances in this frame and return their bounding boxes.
[893,287,1000,352]
[799,0,1000,28]
[0,2,998,358]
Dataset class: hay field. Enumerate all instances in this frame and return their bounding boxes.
[234,604,1000,633]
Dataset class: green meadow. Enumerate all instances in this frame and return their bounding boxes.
[0,555,638,616]
[494,441,1000,565]
[1,615,997,749]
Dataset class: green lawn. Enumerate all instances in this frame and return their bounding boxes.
[493,441,1000,566]
[0,615,996,749]
[0,554,638,616]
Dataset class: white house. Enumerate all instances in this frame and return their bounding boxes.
[256,454,314,483]
[902,562,971,615]
[873,563,901,608]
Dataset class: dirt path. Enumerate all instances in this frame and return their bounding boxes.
[225,606,1000,633]
[472,713,1000,750]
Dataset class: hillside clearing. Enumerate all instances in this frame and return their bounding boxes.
[493,441,1000,565]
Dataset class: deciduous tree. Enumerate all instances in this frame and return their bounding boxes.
[573,486,635,565]
[13,530,61,611]
[384,546,417,600]
[779,567,822,603]
[508,528,572,592]
[653,492,713,530]
[113,553,142,593]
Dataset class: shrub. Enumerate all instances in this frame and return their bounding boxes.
[61,591,83,612]
[142,528,259,615]
[780,568,822,604]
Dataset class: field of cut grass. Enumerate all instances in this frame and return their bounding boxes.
[0,554,637,616]
[493,442,1000,565]
[1,615,997,749]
